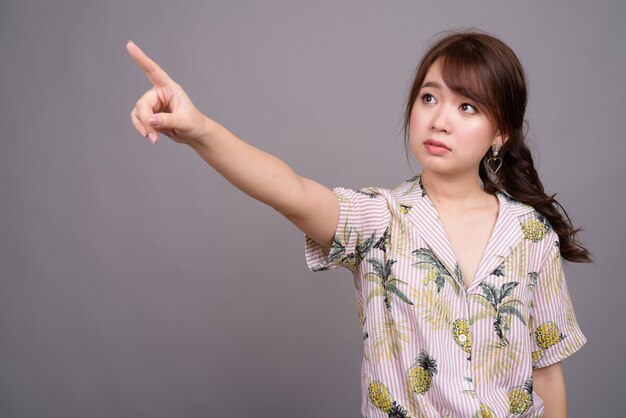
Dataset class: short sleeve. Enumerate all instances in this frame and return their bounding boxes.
[529,235,587,369]
[304,186,390,272]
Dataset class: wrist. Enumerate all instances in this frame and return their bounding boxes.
[190,116,222,150]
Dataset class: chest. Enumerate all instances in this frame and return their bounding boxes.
[437,208,499,288]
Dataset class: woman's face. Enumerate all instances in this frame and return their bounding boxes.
[409,58,505,178]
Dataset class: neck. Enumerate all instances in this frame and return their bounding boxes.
[420,171,491,209]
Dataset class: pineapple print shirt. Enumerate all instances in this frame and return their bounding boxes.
[304,175,586,418]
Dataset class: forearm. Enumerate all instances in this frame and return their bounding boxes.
[533,362,567,418]
[187,118,339,247]
[189,120,306,216]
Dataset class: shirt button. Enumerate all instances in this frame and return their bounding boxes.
[458,334,467,343]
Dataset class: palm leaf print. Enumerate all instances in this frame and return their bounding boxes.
[499,303,526,324]
[323,218,351,266]
[354,189,381,198]
[371,318,412,363]
[498,191,521,205]
[355,230,377,265]
[324,212,377,269]
[478,282,499,306]
[495,241,527,281]
[373,227,390,253]
[454,263,466,288]
[327,234,348,264]
[389,211,411,259]
[402,175,424,197]
[399,203,412,214]
[527,272,538,290]
[470,282,526,345]
[366,286,387,304]
[410,286,455,331]
[556,291,585,360]
[364,258,413,312]
[473,341,524,385]
[543,248,563,304]
[499,282,518,300]
[491,262,505,278]
[412,248,462,296]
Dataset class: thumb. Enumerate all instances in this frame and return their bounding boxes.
[149,112,179,130]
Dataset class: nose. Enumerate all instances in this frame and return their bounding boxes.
[431,106,451,133]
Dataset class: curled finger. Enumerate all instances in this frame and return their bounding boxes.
[130,108,147,137]
[135,90,158,137]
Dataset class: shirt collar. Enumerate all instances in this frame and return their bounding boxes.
[393,174,535,292]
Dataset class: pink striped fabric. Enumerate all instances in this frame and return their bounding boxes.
[304,174,586,417]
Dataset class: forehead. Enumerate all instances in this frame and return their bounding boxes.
[420,60,458,96]
[421,57,485,98]
[422,59,445,84]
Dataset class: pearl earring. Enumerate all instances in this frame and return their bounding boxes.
[487,144,502,174]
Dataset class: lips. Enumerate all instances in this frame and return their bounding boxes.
[424,139,451,150]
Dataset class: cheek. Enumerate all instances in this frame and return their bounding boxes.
[460,120,497,145]
[408,108,429,141]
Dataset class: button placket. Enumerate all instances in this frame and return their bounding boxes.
[461,289,475,391]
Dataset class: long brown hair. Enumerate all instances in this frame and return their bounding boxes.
[403,29,592,263]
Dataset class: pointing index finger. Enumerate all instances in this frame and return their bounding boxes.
[126,40,173,87]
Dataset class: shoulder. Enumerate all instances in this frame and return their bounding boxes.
[498,190,551,230]
[500,191,561,263]
[330,176,423,217]
[335,178,414,206]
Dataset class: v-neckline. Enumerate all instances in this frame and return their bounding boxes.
[423,191,503,290]
[403,175,525,293]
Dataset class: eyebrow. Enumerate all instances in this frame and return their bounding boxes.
[421,81,442,89]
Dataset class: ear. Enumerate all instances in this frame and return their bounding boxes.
[494,131,509,147]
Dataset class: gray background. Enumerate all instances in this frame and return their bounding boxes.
[1,0,623,417]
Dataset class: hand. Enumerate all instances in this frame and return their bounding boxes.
[127,40,215,145]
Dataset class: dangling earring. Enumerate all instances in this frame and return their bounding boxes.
[487,144,502,174]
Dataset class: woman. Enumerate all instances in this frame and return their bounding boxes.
[128,29,590,417]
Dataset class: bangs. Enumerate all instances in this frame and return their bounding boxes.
[439,53,498,119]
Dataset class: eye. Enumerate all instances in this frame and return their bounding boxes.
[421,93,437,104]
[460,103,477,114]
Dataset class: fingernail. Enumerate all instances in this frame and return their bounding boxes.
[149,115,160,127]
[149,132,158,144]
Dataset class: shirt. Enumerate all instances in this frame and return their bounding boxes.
[304,174,586,418]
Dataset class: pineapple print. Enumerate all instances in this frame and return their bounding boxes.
[369,381,394,413]
[508,377,534,415]
[368,381,412,418]
[520,216,550,242]
[452,319,472,359]
[535,321,565,350]
[407,350,438,395]
[479,403,497,418]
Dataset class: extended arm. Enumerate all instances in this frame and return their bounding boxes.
[127,41,338,248]
[533,361,567,418]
